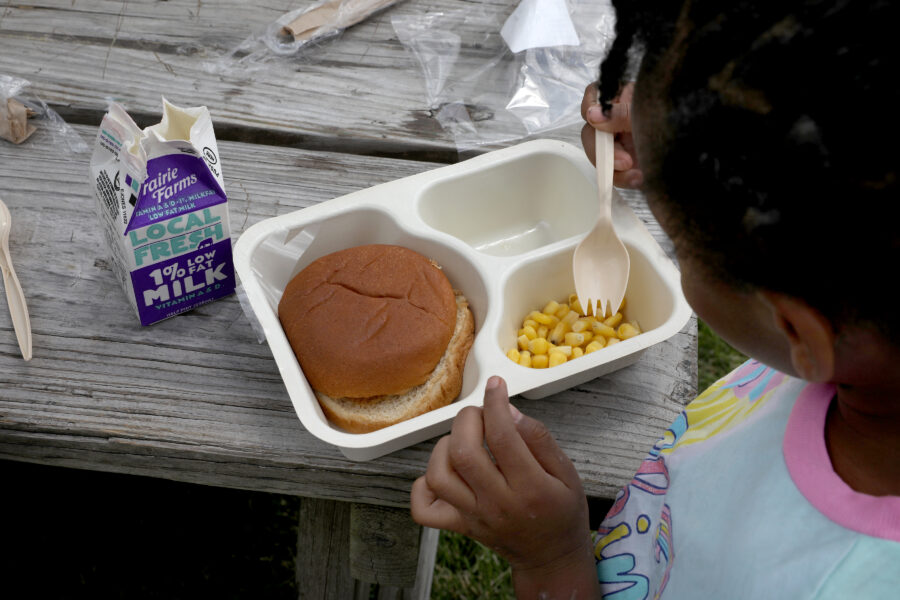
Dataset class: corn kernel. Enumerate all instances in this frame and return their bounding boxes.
[592,322,617,338]
[517,334,530,351]
[617,323,640,340]
[606,337,621,347]
[528,337,550,355]
[554,345,573,357]
[571,298,585,316]
[572,347,584,358]
[564,332,586,347]
[507,348,520,362]
[523,319,539,330]
[532,312,555,326]
[518,350,532,367]
[548,352,567,367]
[519,325,538,340]
[571,318,591,333]
[555,304,570,319]
[549,321,569,344]
[604,312,623,328]
[629,321,642,334]
[532,354,549,368]
[542,300,560,315]
[537,325,550,339]
[584,340,605,354]
[562,311,579,326]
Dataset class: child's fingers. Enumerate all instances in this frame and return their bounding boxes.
[580,81,600,121]
[410,476,466,532]
[509,408,583,492]
[423,435,477,513]
[588,101,632,134]
[614,168,643,189]
[480,376,547,487]
[447,405,508,499]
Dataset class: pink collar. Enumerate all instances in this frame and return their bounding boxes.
[783,383,900,542]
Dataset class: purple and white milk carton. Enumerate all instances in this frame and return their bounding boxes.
[90,98,235,326]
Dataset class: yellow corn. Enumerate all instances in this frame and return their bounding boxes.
[511,294,632,368]
[548,352,567,367]
[532,312,556,326]
[570,297,586,317]
[564,332,586,347]
[517,334,530,351]
[518,350,532,367]
[528,337,550,355]
[584,340,605,354]
[562,310,579,326]
[617,323,640,340]
[571,318,592,333]
[592,322,617,338]
[604,312,623,328]
[549,321,569,344]
[554,345,573,357]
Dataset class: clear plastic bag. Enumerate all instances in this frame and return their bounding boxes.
[206,0,405,74]
[0,74,89,153]
[392,0,616,152]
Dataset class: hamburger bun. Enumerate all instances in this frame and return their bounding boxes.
[278,244,475,433]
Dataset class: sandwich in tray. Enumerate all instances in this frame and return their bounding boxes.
[278,244,474,433]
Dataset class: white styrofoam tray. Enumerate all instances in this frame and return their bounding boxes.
[234,139,692,460]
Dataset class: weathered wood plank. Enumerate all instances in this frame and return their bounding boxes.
[0,124,695,506]
[296,498,356,600]
[349,504,421,586]
[0,0,595,158]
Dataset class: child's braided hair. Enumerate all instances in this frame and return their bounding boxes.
[600,0,900,341]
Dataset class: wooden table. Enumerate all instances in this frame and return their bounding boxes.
[0,1,697,597]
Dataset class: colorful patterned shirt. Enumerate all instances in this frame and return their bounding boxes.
[593,360,900,599]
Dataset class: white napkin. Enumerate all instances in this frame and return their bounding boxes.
[500,0,580,54]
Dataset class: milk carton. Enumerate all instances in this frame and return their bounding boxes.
[91,99,235,325]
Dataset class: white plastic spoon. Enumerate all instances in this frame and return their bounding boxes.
[0,197,32,361]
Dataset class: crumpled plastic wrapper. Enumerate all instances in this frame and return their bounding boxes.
[206,0,406,73]
[392,0,617,152]
[0,74,89,153]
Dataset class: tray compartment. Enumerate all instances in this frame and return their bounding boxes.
[417,150,598,256]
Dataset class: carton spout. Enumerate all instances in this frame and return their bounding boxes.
[145,97,209,143]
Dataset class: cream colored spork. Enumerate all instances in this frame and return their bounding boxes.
[0,196,32,360]
[573,130,630,318]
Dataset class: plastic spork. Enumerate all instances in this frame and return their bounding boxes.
[572,130,630,318]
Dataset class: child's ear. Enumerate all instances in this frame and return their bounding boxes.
[758,291,835,382]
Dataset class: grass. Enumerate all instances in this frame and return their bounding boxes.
[2,321,744,598]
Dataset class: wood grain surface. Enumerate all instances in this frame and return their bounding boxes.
[0,123,695,505]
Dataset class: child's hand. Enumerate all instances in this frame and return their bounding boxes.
[581,81,642,188]
[410,376,598,598]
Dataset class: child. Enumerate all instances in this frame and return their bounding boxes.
[410,0,900,598]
